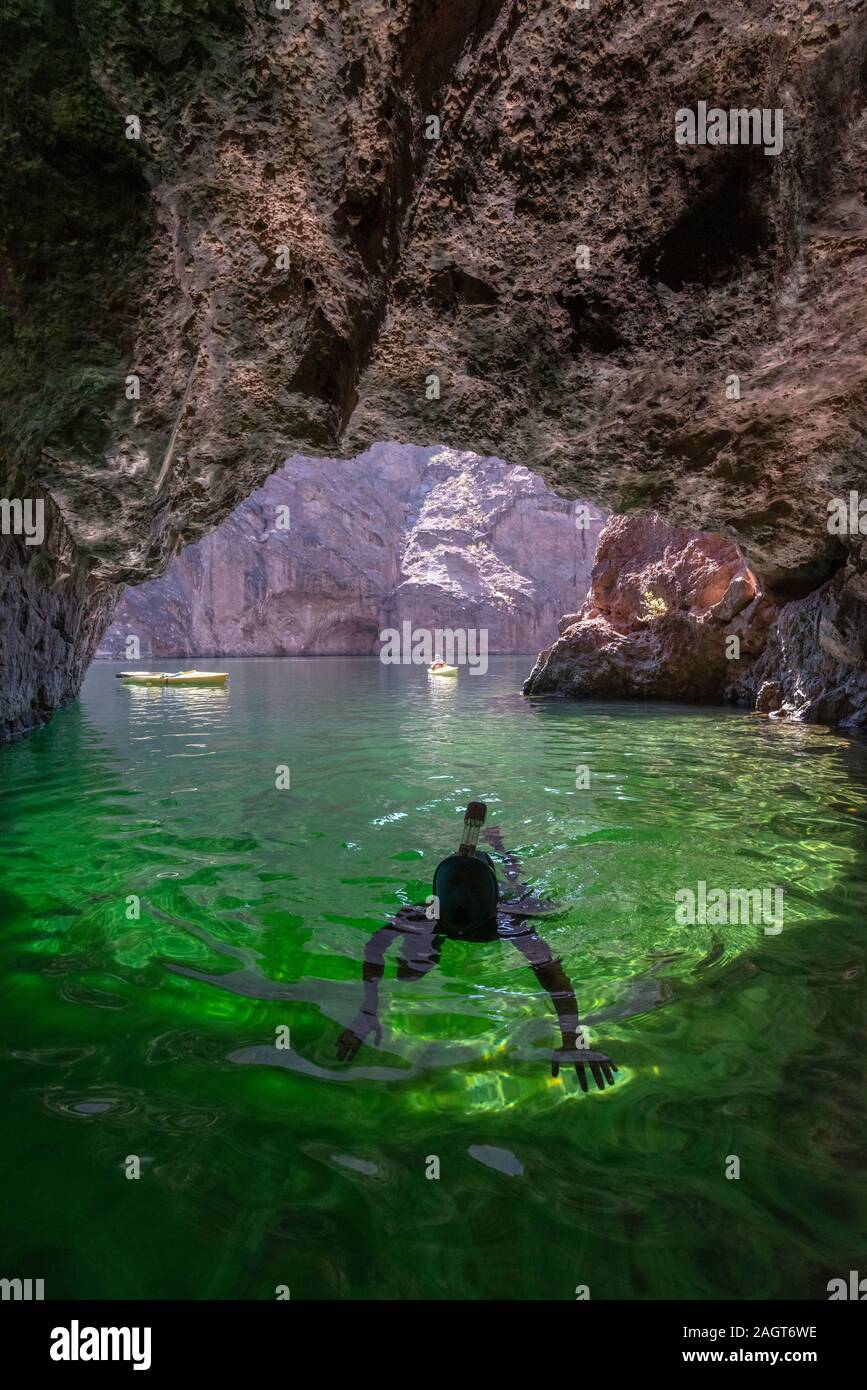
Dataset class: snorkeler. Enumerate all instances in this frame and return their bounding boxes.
[335,801,618,1091]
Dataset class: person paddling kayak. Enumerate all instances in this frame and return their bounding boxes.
[335,801,618,1091]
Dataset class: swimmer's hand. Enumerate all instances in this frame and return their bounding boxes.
[335,1011,382,1061]
[551,1047,618,1092]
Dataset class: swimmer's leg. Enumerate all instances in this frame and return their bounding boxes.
[335,911,442,1060]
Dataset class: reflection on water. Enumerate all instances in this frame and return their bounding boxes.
[1,656,866,1299]
[123,682,231,721]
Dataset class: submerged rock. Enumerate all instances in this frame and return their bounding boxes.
[468,1145,524,1178]
[98,444,605,658]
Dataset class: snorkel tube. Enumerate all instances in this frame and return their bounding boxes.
[458,800,487,856]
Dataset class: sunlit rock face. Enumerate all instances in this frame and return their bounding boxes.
[98,444,605,658]
[2,1,867,735]
[523,513,776,703]
[525,514,867,725]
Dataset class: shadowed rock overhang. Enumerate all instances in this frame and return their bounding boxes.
[1,1,866,736]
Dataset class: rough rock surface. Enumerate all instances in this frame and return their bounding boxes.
[746,541,867,726]
[2,2,867,734]
[523,513,775,702]
[0,499,119,742]
[97,443,604,657]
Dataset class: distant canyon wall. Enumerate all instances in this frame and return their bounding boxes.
[98,444,605,658]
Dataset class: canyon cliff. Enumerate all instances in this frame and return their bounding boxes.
[97,444,604,657]
[2,2,867,736]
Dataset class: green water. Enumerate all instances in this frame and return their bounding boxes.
[2,656,866,1300]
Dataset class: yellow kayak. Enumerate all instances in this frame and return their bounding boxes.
[120,670,228,686]
[428,664,459,677]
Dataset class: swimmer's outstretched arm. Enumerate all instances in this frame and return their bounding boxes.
[482,825,528,891]
[510,931,618,1092]
[335,924,398,1061]
[510,933,581,1044]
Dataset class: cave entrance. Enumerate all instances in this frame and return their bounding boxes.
[96,442,607,671]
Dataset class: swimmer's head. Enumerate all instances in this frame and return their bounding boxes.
[432,849,499,941]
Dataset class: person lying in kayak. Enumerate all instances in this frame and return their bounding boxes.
[335,801,618,1091]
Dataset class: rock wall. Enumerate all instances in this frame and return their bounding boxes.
[524,513,867,725]
[2,2,867,735]
[98,443,605,657]
[748,541,867,727]
[0,498,119,742]
[524,513,776,703]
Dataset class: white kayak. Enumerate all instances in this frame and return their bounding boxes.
[119,670,228,686]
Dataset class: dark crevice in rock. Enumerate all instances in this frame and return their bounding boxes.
[639,150,773,291]
[429,265,500,309]
[761,542,851,605]
[555,288,626,354]
[399,0,508,107]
